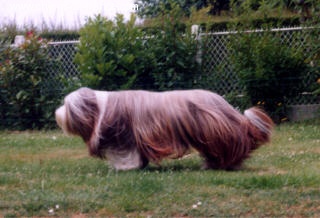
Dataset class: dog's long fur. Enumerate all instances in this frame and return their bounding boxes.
[55,87,273,170]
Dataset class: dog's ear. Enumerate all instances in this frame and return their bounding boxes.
[65,88,99,141]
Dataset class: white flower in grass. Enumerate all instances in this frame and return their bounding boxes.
[192,201,202,209]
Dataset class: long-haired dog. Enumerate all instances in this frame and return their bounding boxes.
[55,87,273,170]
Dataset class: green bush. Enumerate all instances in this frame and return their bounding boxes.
[41,31,80,41]
[230,32,310,122]
[74,5,200,91]
[0,31,59,129]
[200,16,301,32]
[75,14,154,90]
[148,2,200,90]
[302,1,320,97]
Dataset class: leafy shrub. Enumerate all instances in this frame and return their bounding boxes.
[230,32,310,122]
[41,31,80,41]
[0,31,59,129]
[75,14,155,90]
[301,1,320,97]
[74,5,200,91]
[149,2,200,90]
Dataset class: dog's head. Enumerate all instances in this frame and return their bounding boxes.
[55,87,99,142]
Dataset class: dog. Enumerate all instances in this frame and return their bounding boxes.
[55,87,273,170]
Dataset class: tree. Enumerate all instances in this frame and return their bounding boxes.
[134,0,231,18]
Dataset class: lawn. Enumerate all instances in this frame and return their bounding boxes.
[0,119,319,217]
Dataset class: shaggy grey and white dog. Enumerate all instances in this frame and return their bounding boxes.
[55,87,273,170]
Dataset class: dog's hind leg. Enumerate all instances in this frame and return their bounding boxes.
[139,154,149,169]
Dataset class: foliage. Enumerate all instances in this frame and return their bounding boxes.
[136,0,296,18]
[0,22,19,43]
[1,119,320,217]
[74,14,153,90]
[226,0,319,122]
[0,19,80,43]
[224,92,251,112]
[299,0,320,96]
[135,0,207,18]
[0,31,59,129]
[148,1,200,90]
[75,6,200,91]
[40,31,79,41]
[230,32,310,122]
[136,0,301,21]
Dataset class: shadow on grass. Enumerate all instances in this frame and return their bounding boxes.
[144,162,203,172]
[141,158,261,173]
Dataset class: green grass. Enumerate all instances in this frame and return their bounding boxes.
[1,120,320,217]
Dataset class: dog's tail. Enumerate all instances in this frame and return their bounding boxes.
[244,107,274,147]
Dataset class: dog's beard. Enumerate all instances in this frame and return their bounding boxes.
[55,106,68,134]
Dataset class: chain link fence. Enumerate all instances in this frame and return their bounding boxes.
[47,27,319,104]
[199,27,319,105]
[44,40,79,95]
